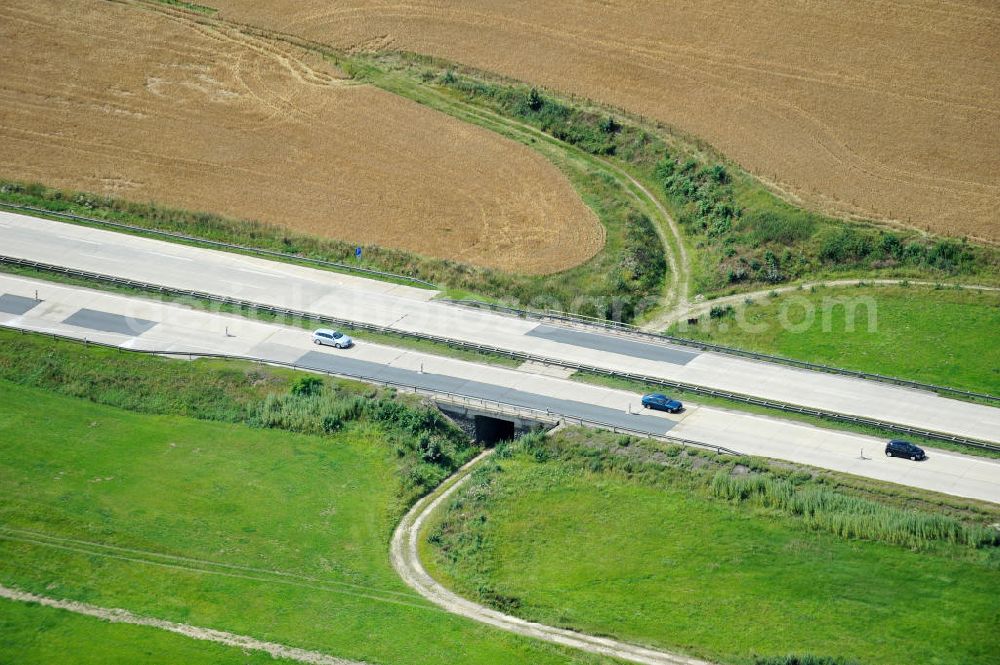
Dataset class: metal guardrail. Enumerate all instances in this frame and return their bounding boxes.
[0,324,740,457]
[442,299,1000,404]
[0,202,439,290]
[2,254,997,452]
[5,200,988,403]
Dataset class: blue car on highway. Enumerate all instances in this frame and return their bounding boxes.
[641,393,683,413]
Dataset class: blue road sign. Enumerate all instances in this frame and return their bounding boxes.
[355,246,362,259]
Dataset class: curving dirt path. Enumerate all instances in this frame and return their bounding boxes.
[390,450,715,665]
[0,584,368,665]
[640,278,1000,332]
[374,72,690,313]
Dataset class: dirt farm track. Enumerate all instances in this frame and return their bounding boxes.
[0,0,603,274]
[213,0,1000,243]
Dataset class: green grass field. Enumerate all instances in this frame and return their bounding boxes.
[424,434,1000,665]
[668,285,1000,395]
[0,382,601,665]
[0,597,296,665]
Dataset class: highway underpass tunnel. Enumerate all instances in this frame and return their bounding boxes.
[474,415,515,446]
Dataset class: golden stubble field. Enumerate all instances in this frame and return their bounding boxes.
[0,0,603,274]
[212,0,1000,242]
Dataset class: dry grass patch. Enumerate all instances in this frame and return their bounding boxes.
[214,0,1000,242]
[0,0,602,274]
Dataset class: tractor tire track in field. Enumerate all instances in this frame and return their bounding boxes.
[391,450,715,665]
[0,584,369,665]
[0,527,433,612]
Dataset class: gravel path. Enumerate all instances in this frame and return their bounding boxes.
[390,450,716,665]
[0,584,368,665]
[640,278,1000,331]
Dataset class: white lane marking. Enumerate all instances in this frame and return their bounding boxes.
[219,278,263,289]
[56,235,100,245]
[80,252,120,261]
[235,267,278,278]
[146,251,193,262]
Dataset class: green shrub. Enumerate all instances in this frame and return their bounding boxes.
[709,304,734,319]
[290,375,323,397]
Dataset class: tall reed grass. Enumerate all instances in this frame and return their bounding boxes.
[711,472,999,548]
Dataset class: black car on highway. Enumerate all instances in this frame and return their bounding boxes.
[884,439,926,461]
[641,393,683,413]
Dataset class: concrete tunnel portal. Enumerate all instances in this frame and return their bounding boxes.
[435,402,550,446]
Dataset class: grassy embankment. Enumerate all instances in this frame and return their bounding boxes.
[424,431,1000,665]
[0,330,597,665]
[666,284,1000,396]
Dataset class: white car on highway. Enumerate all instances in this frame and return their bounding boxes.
[312,328,353,349]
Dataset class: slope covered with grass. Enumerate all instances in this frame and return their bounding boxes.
[0,331,598,664]
[425,432,1000,665]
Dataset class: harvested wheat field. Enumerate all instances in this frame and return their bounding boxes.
[0,0,603,274]
[213,0,1000,242]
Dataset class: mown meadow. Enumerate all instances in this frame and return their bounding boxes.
[667,284,1000,395]
[424,430,1000,665]
[0,331,602,665]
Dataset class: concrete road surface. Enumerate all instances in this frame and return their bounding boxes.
[2,211,998,443]
[1,273,997,504]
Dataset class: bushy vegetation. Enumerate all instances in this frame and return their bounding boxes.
[380,54,999,296]
[710,472,999,548]
[652,135,993,293]
[247,388,474,497]
[0,329,476,503]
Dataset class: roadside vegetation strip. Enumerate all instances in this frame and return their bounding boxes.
[391,445,714,665]
[0,586,368,665]
[0,322,739,458]
[2,257,996,451]
[0,202,438,290]
[422,431,1000,665]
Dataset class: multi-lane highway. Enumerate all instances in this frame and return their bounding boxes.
[2,210,998,445]
[2,273,998,503]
